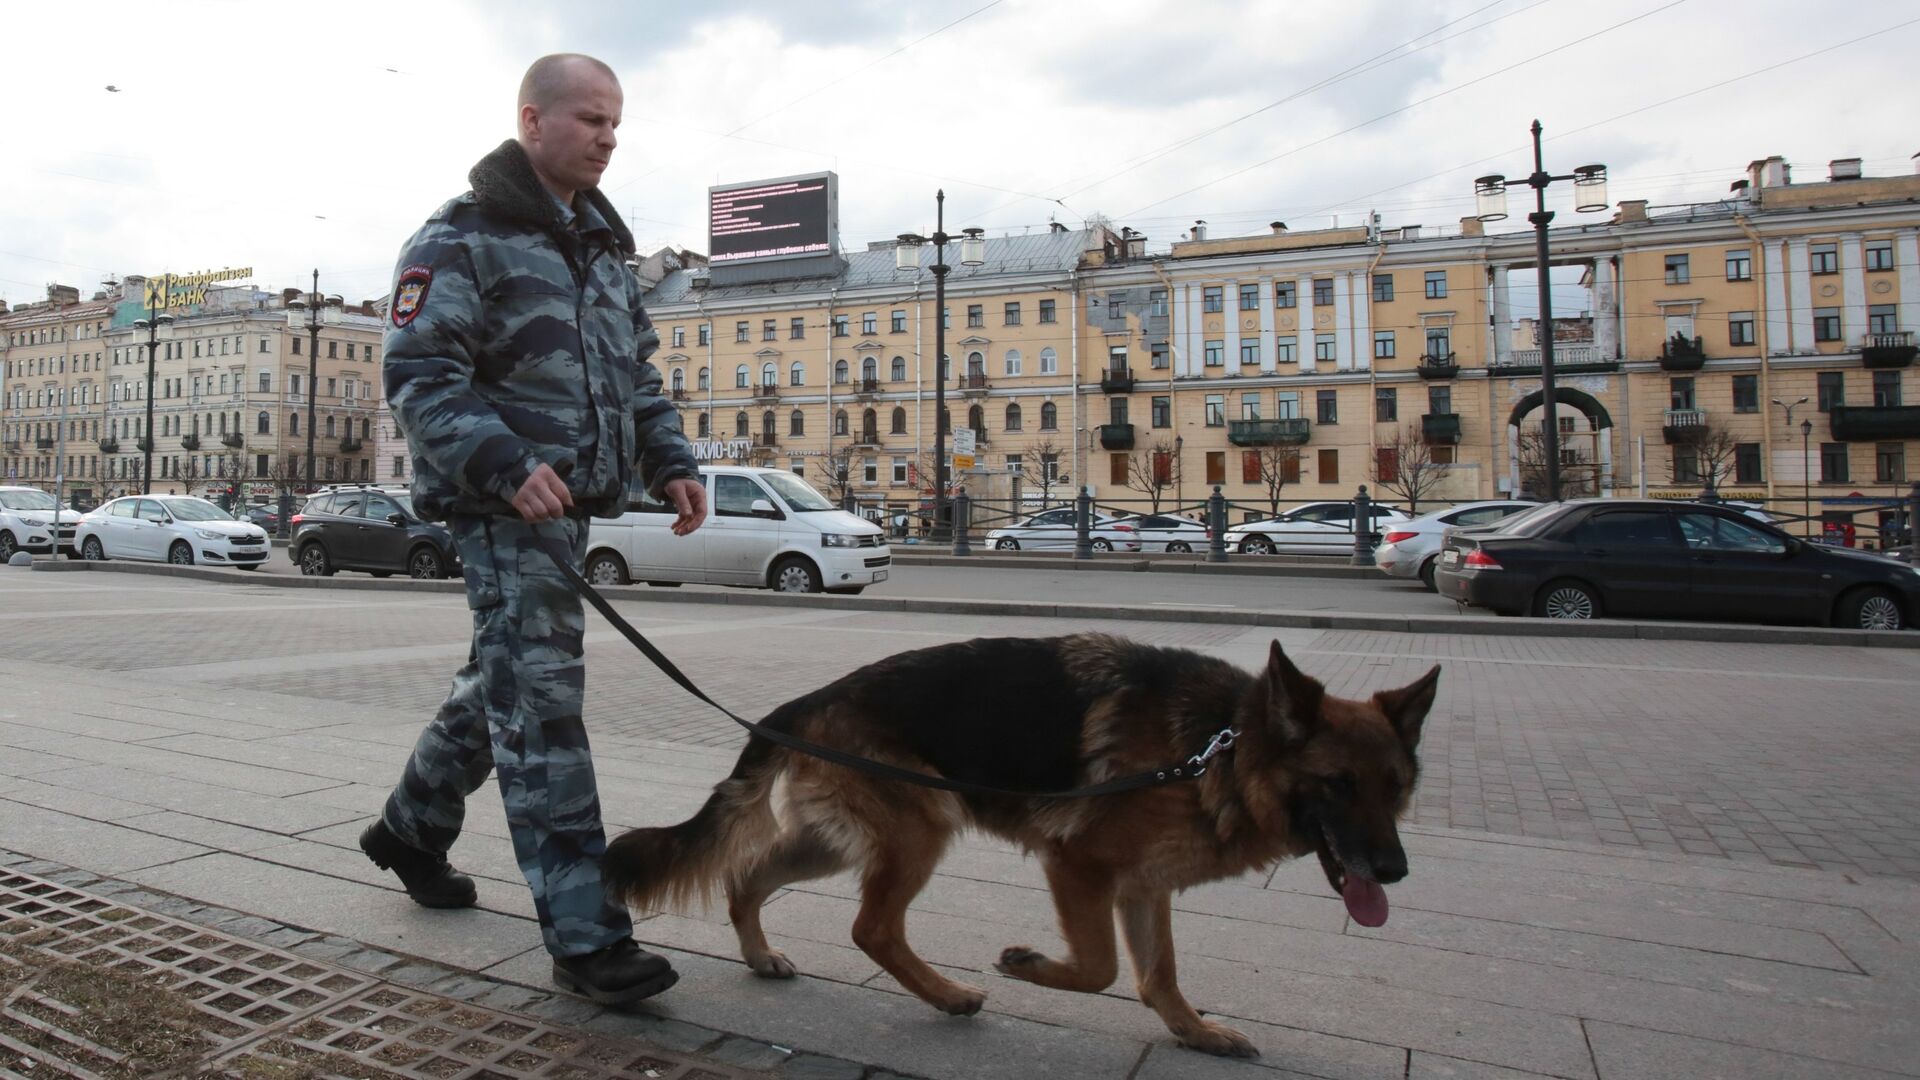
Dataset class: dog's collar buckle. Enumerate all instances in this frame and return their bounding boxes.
[1185,727,1241,777]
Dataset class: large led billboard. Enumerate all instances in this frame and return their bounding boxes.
[708,173,837,265]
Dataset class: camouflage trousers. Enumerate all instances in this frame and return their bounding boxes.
[381,513,633,958]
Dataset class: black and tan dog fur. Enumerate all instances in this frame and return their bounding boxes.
[605,633,1438,1057]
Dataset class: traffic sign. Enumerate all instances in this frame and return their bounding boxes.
[951,429,976,470]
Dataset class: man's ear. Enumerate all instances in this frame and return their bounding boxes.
[1266,640,1324,744]
[1373,664,1441,750]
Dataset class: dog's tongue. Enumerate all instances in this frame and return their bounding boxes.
[1343,877,1389,927]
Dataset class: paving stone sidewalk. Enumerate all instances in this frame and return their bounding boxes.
[2,571,1919,1078]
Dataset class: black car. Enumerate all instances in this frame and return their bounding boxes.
[1434,499,1919,630]
[244,506,280,531]
[290,487,459,579]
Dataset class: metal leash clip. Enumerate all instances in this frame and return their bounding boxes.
[1185,727,1241,776]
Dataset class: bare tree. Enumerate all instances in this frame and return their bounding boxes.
[1515,427,1596,499]
[814,444,858,506]
[1684,421,1741,494]
[1373,424,1447,515]
[1124,438,1182,516]
[1247,444,1302,520]
[1015,437,1067,508]
[174,455,208,497]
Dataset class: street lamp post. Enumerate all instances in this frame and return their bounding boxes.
[1474,121,1609,502]
[894,193,984,541]
[1772,396,1810,537]
[286,270,342,535]
[131,299,176,495]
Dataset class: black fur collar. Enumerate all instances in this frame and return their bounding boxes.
[468,139,635,255]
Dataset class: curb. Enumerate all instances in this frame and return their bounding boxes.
[27,558,1917,649]
[887,553,1380,578]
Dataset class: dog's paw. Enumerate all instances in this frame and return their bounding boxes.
[1180,1021,1259,1058]
[993,945,1046,977]
[746,949,797,979]
[932,981,988,1016]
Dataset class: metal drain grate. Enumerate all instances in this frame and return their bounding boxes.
[0,869,749,1079]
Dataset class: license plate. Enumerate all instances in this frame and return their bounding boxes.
[1441,550,1459,568]
[874,570,888,582]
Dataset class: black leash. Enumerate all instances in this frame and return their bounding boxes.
[536,535,1238,800]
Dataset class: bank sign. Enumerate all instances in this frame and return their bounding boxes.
[143,266,254,309]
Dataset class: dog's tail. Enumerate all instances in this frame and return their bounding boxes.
[603,702,793,913]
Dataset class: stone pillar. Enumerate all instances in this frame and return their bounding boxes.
[1840,237,1867,344]
[1787,240,1814,353]
[1297,275,1317,373]
[1258,278,1276,373]
[1593,258,1619,360]
[1491,265,1513,365]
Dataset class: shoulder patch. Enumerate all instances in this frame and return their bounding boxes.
[392,264,433,327]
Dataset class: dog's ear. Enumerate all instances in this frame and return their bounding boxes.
[1265,640,1324,744]
[1373,664,1440,750]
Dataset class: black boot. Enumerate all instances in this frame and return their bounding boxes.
[552,938,678,1005]
[359,820,477,909]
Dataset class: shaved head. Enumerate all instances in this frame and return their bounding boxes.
[515,54,623,203]
[518,54,618,112]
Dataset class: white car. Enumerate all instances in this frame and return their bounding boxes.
[0,486,78,559]
[1374,501,1539,590]
[1224,500,1411,556]
[1109,513,1211,553]
[985,507,1142,552]
[584,465,889,594]
[73,495,272,568]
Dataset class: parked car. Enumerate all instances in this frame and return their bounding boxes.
[1433,498,1920,630]
[1109,513,1210,553]
[985,507,1142,552]
[1375,501,1538,590]
[0,486,78,559]
[1224,500,1411,556]
[584,465,889,594]
[244,505,281,532]
[73,495,271,568]
[290,486,459,579]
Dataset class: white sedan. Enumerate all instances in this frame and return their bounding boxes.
[1110,513,1211,553]
[985,507,1142,551]
[75,495,272,568]
[1224,500,1411,556]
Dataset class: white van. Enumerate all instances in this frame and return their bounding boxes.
[584,465,891,594]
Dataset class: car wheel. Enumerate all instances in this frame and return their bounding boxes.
[1239,536,1274,555]
[1419,557,1439,592]
[1167,541,1192,553]
[167,541,194,566]
[1534,579,1601,620]
[408,546,445,580]
[298,543,333,577]
[585,550,630,586]
[770,555,822,594]
[81,537,105,562]
[996,538,1020,551]
[0,531,15,561]
[1836,587,1904,631]
[1092,539,1113,552]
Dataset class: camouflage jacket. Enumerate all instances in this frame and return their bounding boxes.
[382,140,696,521]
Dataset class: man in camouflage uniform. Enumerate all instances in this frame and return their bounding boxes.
[361,53,706,1006]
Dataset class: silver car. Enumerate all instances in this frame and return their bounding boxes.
[1374,501,1539,589]
[985,507,1142,551]
[1109,513,1210,553]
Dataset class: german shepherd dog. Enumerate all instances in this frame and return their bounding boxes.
[605,634,1438,1057]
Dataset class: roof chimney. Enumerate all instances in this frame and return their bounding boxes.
[1399,225,1421,240]
[1190,219,1208,241]
[1049,221,1069,234]
[1615,200,1649,224]
[1121,227,1146,259]
[1829,157,1862,181]
[1269,221,1288,235]
[1748,156,1789,190]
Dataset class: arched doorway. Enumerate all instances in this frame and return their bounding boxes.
[1505,386,1615,497]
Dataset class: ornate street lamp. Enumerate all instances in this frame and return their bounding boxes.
[130,308,176,494]
[285,269,343,536]
[894,191,984,541]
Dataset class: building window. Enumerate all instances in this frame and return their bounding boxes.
[1426,328,1451,358]
[1877,442,1907,483]
[1203,341,1224,367]
[834,359,849,384]
[762,319,777,341]
[1004,403,1023,431]
[1275,336,1297,364]
[1866,239,1895,272]
[1152,396,1171,428]
[1031,347,1054,375]
[1729,311,1755,346]
[1732,374,1759,413]
[762,362,779,387]
[1205,451,1225,486]
[698,324,710,346]
[1313,278,1334,306]
[1109,453,1129,486]
[1372,274,1394,302]
[1005,350,1023,377]
[1669,377,1695,410]
[1314,334,1336,363]
[1317,390,1338,424]
[1274,281,1296,309]
[1810,243,1838,274]
[1813,308,1842,342]
[1868,304,1899,336]
[1873,370,1901,407]
[1820,443,1849,483]
[1004,302,1022,326]
[1204,395,1225,426]
[830,315,847,338]
[1238,284,1259,311]
[967,304,984,328]
[1039,402,1058,430]
[1376,387,1397,422]
[1202,286,1223,313]
[1428,385,1451,415]
[1239,393,1260,420]
[1725,249,1752,281]
[291,338,301,356]
[1733,443,1763,483]
[671,326,685,348]
[891,407,907,434]
[1672,447,1702,484]
[787,361,804,386]
[1423,271,1447,299]
[891,310,907,333]
[1373,331,1395,359]
[1022,298,1049,326]
[735,365,750,388]
[793,317,808,340]
[699,367,711,389]
[890,356,905,381]
[1318,448,1339,484]
[1239,339,1260,365]
[861,312,877,335]
[735,321,749,342]
[256,411,270,434]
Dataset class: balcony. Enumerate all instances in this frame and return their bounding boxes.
[958,373,991,397]
[1491,344,1620,375]
[180,434,200,451]
[1421,413,1461,445]
[339,436,363,453]
[222,432,244,449]
[670,387,689,402]
[1228,418,1311,446]
[1830,405,1920,441]
[1100,368,1136,394]
[754,432,779,448]
[2,441,18,453]
[1662,408,1708,444]
[854,377,881,399]
[97,438,118,454]
[753,383,781,403]
[1659,335,1706,372]
[849,430,882,448]
[1861,331,1916,369]
[1416,352,1459,379]
[1098,423,1135,450]
[35,437,54,450]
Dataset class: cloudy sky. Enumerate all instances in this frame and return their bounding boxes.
[2,0,1914,318]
